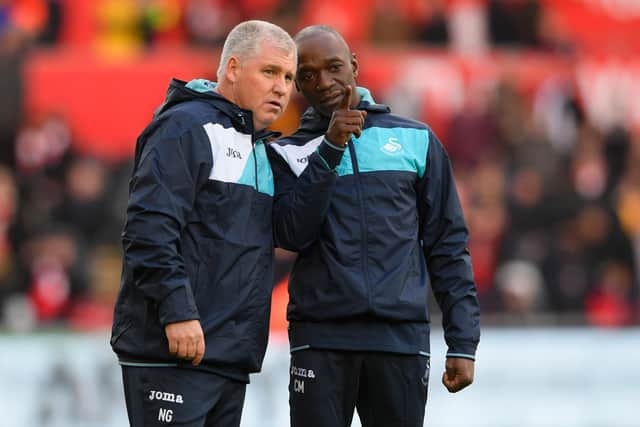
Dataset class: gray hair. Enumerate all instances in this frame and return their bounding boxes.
[217,20,296,80]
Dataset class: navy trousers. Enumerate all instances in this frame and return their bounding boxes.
[289,350,430,427]
[121,366,246,427]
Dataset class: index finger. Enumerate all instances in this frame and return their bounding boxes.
[339,85,352,110]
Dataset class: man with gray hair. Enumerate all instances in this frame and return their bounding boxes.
[111,20,296,427]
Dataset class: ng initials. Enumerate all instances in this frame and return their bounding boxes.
[158,408,173,423]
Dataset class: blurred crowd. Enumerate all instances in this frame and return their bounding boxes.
[0,0,575,54]
[445,79,638,326]
[0,0,638,331]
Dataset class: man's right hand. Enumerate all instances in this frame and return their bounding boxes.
[325,85,367,147]
[165,320,205,366]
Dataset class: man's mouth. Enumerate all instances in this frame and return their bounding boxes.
[320,92,341,104]
[266,100,282,110]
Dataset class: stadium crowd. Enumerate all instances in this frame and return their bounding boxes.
[0,0,638,331]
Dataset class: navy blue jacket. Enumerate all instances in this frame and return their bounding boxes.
[111,79,277,382]
[268,88,480,359]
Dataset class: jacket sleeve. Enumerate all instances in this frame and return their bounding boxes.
[268,138,345,251]
[419,129,480,360]
[122,117,211,326]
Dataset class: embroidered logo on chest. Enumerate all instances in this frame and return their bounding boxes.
[381,137,403,155]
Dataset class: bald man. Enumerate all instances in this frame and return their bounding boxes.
[267,25,480,427]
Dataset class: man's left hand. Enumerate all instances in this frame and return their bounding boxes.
[442,357,475,393]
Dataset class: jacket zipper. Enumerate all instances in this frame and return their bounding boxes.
[238,112,260,193]
[253,139,259,192]
[347,139,371,307]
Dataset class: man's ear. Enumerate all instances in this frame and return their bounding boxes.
[351,53,359,79]
[226,56,241,83]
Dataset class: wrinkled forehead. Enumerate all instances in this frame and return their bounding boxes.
[256,39,296,59]
[245,40,297,68]
[296,32,350,66]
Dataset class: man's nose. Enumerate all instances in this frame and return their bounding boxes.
[273,76,288,96]
[315,70,332,91]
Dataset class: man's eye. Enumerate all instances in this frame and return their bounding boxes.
[329,64,341,72]
[263,69,274,76]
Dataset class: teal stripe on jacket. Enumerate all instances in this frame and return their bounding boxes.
[238,141,274,196]
[336,126,429,178]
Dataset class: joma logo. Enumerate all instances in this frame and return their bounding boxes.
[226,147,243,159]
[291,365,315,378]
[148,390,184,404]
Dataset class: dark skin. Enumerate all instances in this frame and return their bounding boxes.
[295,31,366,147]
[295,29,475,393]
[443,356,475,393]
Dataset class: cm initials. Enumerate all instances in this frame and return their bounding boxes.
[293,379,305,394]
[158,408,173,423]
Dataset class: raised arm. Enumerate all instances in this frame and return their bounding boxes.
[269,86,366,251]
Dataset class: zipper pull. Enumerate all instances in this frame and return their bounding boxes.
[237,113,246,126]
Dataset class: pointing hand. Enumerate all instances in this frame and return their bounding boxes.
[325,85,367,147]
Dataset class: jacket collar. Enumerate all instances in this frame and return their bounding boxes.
[157,78,280,141]
[299,86,390,133]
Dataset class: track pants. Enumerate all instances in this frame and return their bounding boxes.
[289,350,430,427]
[121,366,246,427]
